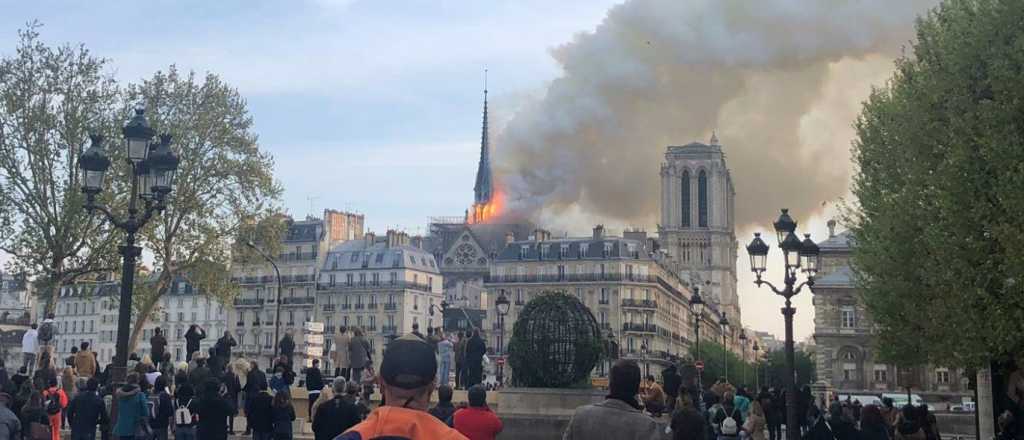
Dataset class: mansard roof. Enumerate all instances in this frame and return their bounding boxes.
[324,239,440,274]
[814,264,854,288]
[817,230,855,252]
[494,236,651,262]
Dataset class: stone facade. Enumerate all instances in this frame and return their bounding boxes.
[811,222,968,398]
[657,135,741,330]
[484,226,724,379]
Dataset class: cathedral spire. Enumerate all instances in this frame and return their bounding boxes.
[474,69,493,205]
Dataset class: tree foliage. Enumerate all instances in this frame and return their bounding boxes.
[0,23,121,311]
[688,340,758,388]
[760,348,816,390]
[850,0,1024,368]
[121,67,282,351]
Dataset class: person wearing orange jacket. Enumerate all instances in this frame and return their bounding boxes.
[41,377,68,440]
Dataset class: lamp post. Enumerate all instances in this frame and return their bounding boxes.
[640,342,649,377]
[689,284,707,411]
[745,208,820,440]
[78,109,179,385]
[719,314,730,383]
[753,341,761,390]
[739,329,748,386]
[245,241,283,360]
[495,293,510,385]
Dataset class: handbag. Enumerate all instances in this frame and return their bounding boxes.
[29,422,49,440]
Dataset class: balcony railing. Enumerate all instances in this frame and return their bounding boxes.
[341,304,351,310]
[485,273,662,284]
[365,325,377,332]
[384,303,397,311]
[598,298,610,305]
[316,281,433,293]
[281,297,316,306]
[322,304,336,312]
[325,325,336,333]
[235,321,244,327]
[621,298,658,309]
[382,325,398,335]
[354,304,365,310]
[252,321,261,327]
[277,252,317,262]
[622,323,657,333]
[367,303,378,310]
[233,298,265,307]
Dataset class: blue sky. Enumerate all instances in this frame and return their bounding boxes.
[0,0,619,233]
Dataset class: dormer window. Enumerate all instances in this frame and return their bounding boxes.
[579,243,589,259]
[560,244,569,259]
[519,245,529,260]
[603,243,612,258]
[540,244,550,259]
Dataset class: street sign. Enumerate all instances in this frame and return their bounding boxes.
[304,345,323,357]
[497,357,505,366]
[304,321,324,333]
[695,360,704,371]
[304,334,324,345]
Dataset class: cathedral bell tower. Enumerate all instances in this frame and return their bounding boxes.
[657,133,741,325]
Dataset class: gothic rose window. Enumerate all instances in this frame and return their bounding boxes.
[455,243,477,265]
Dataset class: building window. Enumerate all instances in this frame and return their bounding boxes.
[698,170,708,227]
[603,243,612,257]
[843,363,857,381]
[346,274,354,286]
[936,369,950,384]
[874,367,888,383]
[681,170,691,227]
[600,288,609,304]
[840,306,856,328]
[558,265,566,280]
[329,274,336,286]
[540,244,550,259]
[559,244,569,259]
[579,244,588,259]
[519,246,529,260]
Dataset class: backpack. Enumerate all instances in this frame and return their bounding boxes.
[147,394,161,420]
[44,391,61,415]
[38,322,54,343]
[174,399,195,426]
[720,408,740,436]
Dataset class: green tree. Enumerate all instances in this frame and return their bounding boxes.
[849,0,1024,368]
[0,24,121,312]
[760,349,816,390]
[121,66,281,351]
[688,340,758,388]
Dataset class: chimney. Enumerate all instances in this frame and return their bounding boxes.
[505,231,516,245]
[533,229,550,242]
[624,228,647,243]
[827,219,837,238]
[592,225,605,240]
[364,232,376,246]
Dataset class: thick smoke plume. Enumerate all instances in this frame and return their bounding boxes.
[494,0,938,231]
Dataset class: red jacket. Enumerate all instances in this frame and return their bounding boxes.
[452,406,503,440]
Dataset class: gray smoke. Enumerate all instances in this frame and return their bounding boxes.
[493,0,938,231]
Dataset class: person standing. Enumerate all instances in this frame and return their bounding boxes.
[149,376,174,440]
[112,375,148,440]
[662,364,682,413]
[21,324,37,376]
[247,382,274,440]
[271,392,295,440]
[454,332,467,389]
[150,329,168,372]
[333,327,351,380]
[312,378,360,440]
[347,329,371,384]
[860,405,892,440]
[172,379,198,440]
[40,378,66,440]
[183,326,205,363]
[410,323,424,341]
[20,392,48,440]
[220,368,241,435]
[337,335,467,440]
[74,343,96,379]
[304,359,324,419]
[37,315,56,351]
[242,361,267,436]
[452,385,502,440]
[278,333,296,369]
[562,360,662,440]
[437,332,453,387]
[463,330,486,388]
[195,379,233,440]
[744,401,767,440]
[429,385,457,424]
[0,392,21,440]
[214,332,236,367]
[187,358,210,390]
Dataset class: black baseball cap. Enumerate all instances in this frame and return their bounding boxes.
[380,334,437,390]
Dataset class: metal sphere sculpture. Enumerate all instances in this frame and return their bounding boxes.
[507,291,602,388]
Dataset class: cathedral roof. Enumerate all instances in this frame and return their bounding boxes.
[814,264,854,288]
[817,230,855,251]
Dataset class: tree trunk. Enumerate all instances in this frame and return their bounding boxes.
[126,276,171,355]
[45,258,64,316]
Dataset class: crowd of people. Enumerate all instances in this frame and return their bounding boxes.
[562,358,945,440]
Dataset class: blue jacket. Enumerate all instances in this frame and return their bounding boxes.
[112,385,147,436]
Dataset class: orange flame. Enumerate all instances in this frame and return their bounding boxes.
[469,189,505,224]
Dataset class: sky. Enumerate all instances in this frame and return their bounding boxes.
[0,0,932,341]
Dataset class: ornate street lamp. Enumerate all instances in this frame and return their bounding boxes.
[78,108,178,385]
[745,208,819,440]
[739,329,748,385]
[688,284,707,412]
[752,341,761,390]
[495,292,510,384]
[719,314,730,383]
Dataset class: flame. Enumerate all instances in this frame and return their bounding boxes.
[469,189,505,224]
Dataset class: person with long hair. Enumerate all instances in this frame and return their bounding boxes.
[271,392,295,440]
[861,405,891,440]
[309,385,335,427]
[744,401,767,440]
[20,392,48,440]
[195,379,232,440]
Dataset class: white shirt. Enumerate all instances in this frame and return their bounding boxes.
[21,329,37,354]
